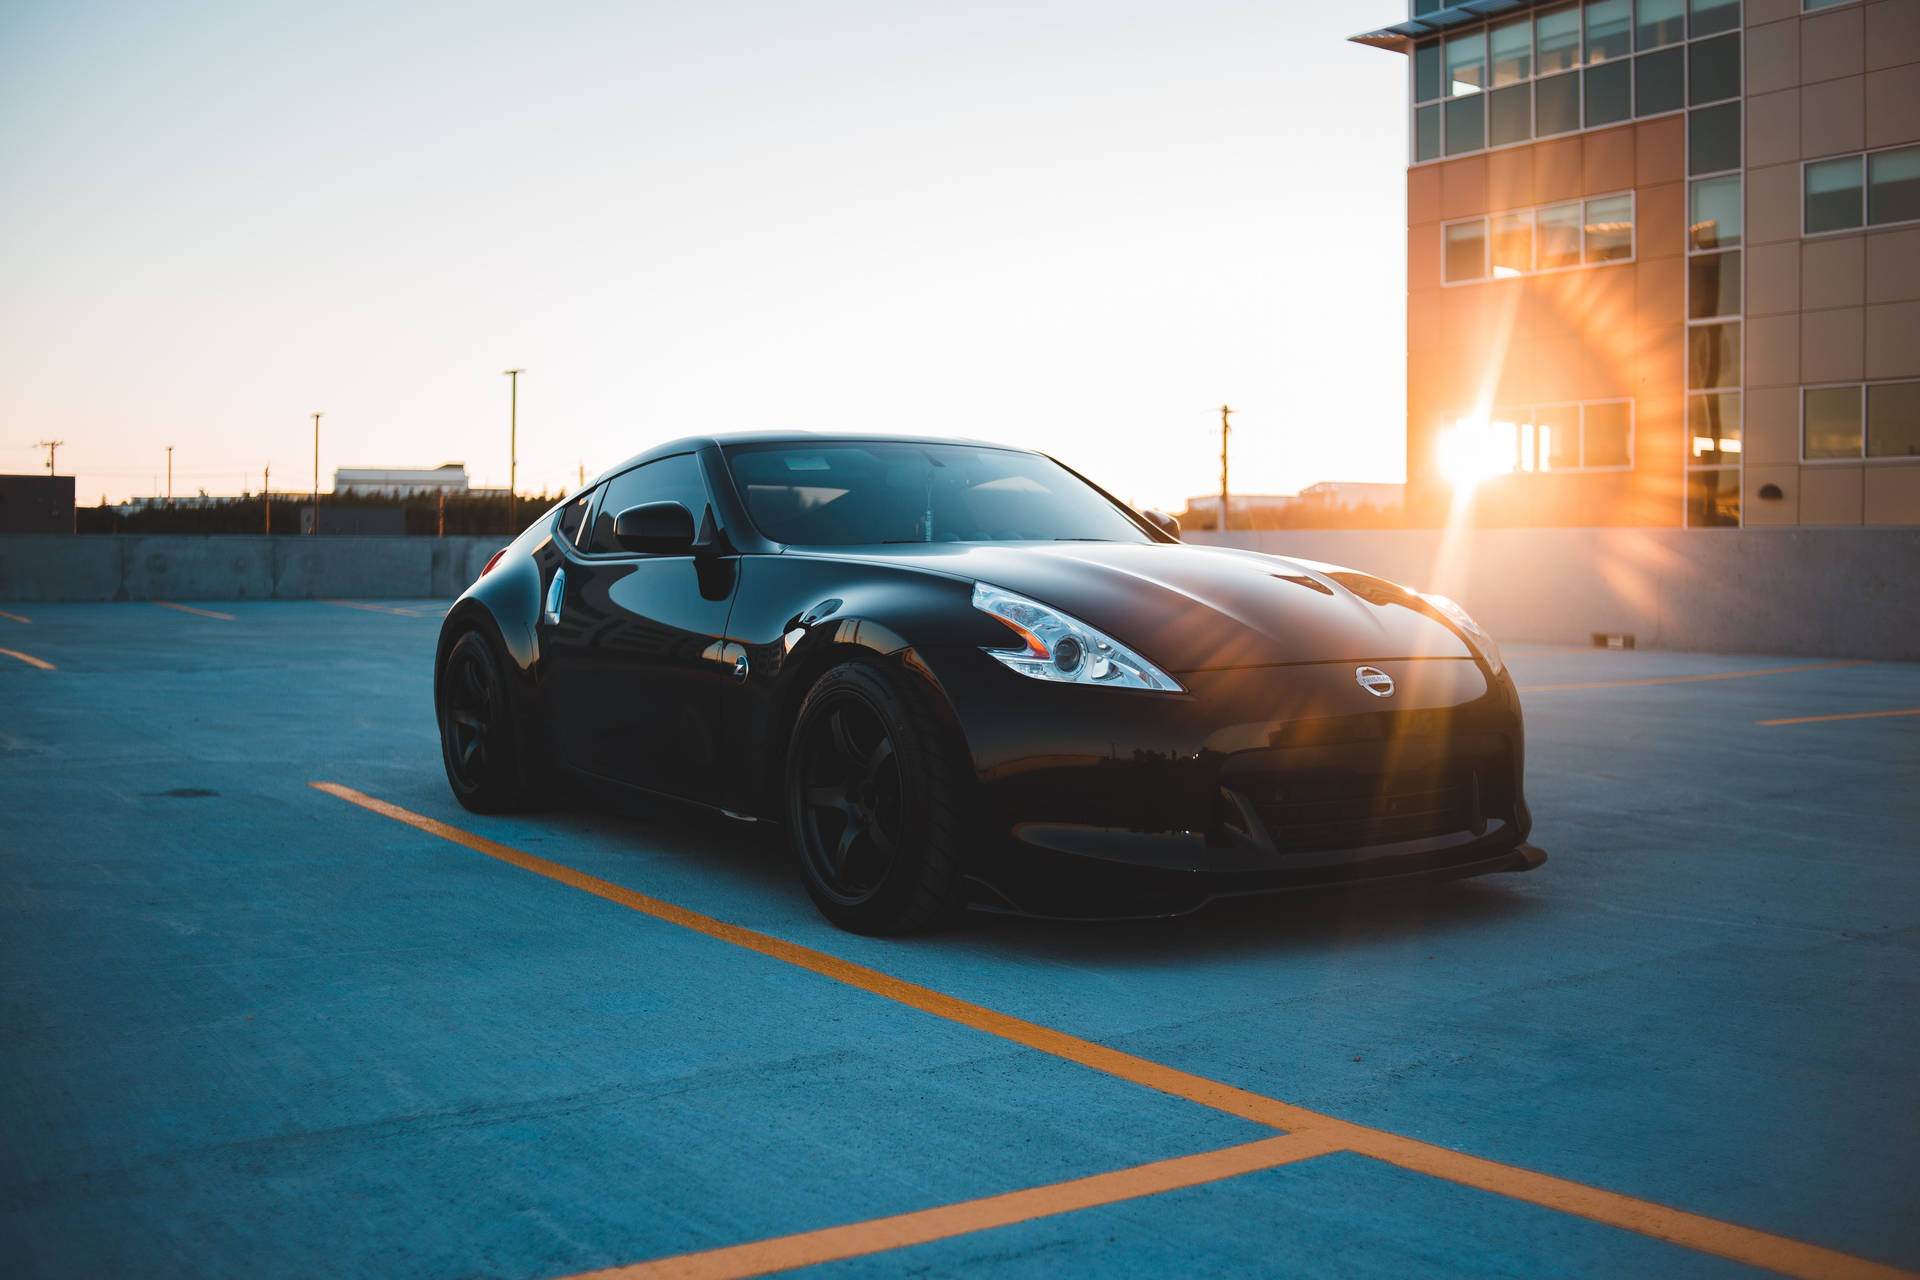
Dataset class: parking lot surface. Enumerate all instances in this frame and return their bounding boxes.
[2,600,1917,1279]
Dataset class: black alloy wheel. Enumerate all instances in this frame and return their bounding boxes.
[786,662,966,934]
[438,628,531,813]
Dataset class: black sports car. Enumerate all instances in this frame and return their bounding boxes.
[436,433,1543,933]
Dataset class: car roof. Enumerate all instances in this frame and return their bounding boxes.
[584,431,1035,491]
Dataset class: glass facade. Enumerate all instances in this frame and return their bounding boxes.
[1409,0,1742,164]
[1439,192,1636,283]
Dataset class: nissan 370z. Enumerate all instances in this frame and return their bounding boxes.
[435,434,1545,934]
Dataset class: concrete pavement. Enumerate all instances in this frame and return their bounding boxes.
[1,601,1916,1278]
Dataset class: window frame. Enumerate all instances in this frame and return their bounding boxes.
[1437,189,1636,286]
[1443,398,1637,475]
[574,451,714,559]
[1801,144,1920,237]
[1800,380,1920,463]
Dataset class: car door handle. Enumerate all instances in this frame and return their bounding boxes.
[542,569,566,626]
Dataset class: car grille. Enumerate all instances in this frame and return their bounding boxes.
[1218,737,1509,856]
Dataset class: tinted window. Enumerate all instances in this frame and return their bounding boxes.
[724,442,1152,547]
[1636,47,1684,116]
[557,488,595,547]
[584,453,710,554]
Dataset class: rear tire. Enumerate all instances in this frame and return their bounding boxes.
[437,628,535,814]
[786,660,969,934]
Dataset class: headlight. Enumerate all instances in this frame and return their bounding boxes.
[1421,592,1504,676]
[972,583,1182,692]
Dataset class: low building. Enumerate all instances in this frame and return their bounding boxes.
[1297,481,1407,513]
[333,463,470,497]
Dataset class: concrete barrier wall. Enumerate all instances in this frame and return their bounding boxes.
[1186,527,1920,661]
[5,528,1917,659]
[0,535,509,604]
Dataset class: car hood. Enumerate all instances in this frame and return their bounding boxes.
[806,541,1473,672]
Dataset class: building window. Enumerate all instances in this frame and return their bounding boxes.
[1802,0,1855,9]
[1407,0,1741,164]
[1490,84,1532,146]
[1685,470,1741,526]
[1688,251,1742,317]
[1689,175,1742,248]
[1585,61,1631,126]
[1689,102,1741,175]
[1689,0,1740,36]
[1447,97,1486,154]
[1445,220,1489,284]
[1637,0,1685,48]
[1804,382,1920,459]
[1537,5,1582,74]
[1869,147,1920,226]
[1491,17,1532,84]
[1688,392,1743,464]
[1447,29,1487,95]
[1636,46,1684,115]
[1439,192,1636,284]
[1440,400,1637,475]
[1803,145,1920,233]
[1806,155,1865,232]
[1415,41,1443,103]
[1688,321,1742,389]
[1688,33,1740,105]
[1585,0,1632,62]
[1538,200,1587,268]
[1415,104,1442,162]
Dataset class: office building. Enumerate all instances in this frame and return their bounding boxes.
[1351,0,1919,526]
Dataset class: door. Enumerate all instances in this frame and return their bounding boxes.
[542,452,741,805]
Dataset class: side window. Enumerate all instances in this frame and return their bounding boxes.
[557,487,596,548]
[584,453,710,555]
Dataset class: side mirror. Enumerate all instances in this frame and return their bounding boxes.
[1141,508,1181,540]
[613,501,696,554]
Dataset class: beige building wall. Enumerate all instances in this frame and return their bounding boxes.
[1743,0,1920,526]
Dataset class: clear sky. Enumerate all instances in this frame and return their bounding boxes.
[1,0,1409,512]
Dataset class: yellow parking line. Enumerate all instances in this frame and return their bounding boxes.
[1522,660,1874,693]
[154,601,235,621]
[576,1132,1344,1280]
[313,782,1919,1280]
[1757,708,1920,727]
[0,648,55,670]
[0,609,30,623]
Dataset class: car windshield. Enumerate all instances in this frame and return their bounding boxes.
[722,441,1154,547]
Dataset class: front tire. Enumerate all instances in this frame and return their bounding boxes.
[786,661,969,934]
[437,628,535,813]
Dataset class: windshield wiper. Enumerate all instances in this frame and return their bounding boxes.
[1053,537,1116,542]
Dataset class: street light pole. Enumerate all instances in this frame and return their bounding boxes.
[503,369,524,534]
[1218,404,1233,532]
[167,445,174,509]
[311,412,322,535]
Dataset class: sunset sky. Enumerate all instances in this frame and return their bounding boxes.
[1,0,1408,512]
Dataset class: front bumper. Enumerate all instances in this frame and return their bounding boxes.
[918,648,1538,918]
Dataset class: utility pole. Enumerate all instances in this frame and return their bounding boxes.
[167,446,174,509]
[503,369,523,534]
[1218,405,1233,532]
[263,464,271,535]
[437,488,445,538]
[310,412,322,535]
[33,440,64,473]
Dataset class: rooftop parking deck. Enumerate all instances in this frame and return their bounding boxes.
[2,601,1916,1279]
